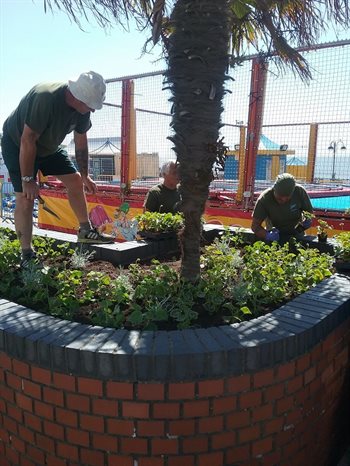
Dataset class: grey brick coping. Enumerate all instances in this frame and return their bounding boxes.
[0,274,349,382]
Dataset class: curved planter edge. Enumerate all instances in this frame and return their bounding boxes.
[0,274,349,382]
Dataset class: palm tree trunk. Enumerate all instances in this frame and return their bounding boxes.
[165,0,231,282]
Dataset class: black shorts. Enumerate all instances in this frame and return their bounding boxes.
[1,131,77,193]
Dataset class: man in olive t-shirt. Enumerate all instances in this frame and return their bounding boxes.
[1,71,114,267]
[251,173,313,242]
[143,160,181,213]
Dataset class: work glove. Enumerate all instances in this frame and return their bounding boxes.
[301,218,312,230]
[266,228,280,242]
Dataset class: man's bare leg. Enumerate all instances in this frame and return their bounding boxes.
[14,193,34,251]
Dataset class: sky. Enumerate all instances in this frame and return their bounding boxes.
[0,0,166,129]
[0,0,349,134]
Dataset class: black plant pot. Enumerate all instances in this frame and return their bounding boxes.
[318,234,328,243]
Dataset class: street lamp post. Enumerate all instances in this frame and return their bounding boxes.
[327,140,346,180]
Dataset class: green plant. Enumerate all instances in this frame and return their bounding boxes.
[334,231,350,262]
[0,227,335,332]
[317,219,333,237]
[135,212,184,233]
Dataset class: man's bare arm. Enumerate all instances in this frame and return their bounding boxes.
[74,132,89,177]
[251,217,267,239]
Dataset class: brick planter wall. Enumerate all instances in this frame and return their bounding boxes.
[0,274,349,466]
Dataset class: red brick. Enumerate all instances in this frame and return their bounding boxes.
[168,457,195,466]
[212,431,236,449]
[168,419,195,436]
[264,383,284,402]
[264,417,284,435]
[80,413,104,433]
[183,400,209,417]
[252,437,273,457]
[276,395,294,415]
[27,445,45,464]
[106,381,133,399]
[34,400,54,420]
[22,380,42,400]
[296,353,311,373]
[46,455,67,466]
[21,459,38,466]
[182,436,208,453]
[168,382,195,399]
[138,458,165,466]
[3,415,18,434]
[12,360,29,378]
[261,450,282,466]
[227,375,251,393]
[78,377,103,396]
[252,404,273,422]
[92,399,118,416]
[10,435,25,453]
[198,380,224,397]
[31,366,52,385]
[226,410,250,429]
[123,401,149,418]
[66,393,90,412]
[35,433,55,453]
[80,448,105,466]
[24,412,42,432]
[6,372,22,390]
[286,375,303,394]
[108,455,134,466]
[304,367,316,385]
[18,425,34,443]
[43,420,64,440]
[107,419,135,436]
[152,438,178,454]
[153,402,180,419]
[137,420,165,436]
[212,395,237,414]
[0,352,12,370]
[120,438,148,454]
[53,373,76,391]
[311,342,323,362]
[56,407,78,427]
[239,390,262,408]
[138,383,164,400]
[66,427,90,446]
[92,433,118,452]
[335,347,349,370]
[16,393,33,412]
[285,407,302,426]
[56,442,79,461]
[198,415,223,433]
[276,362,295,380]
[43,387,64,406]
[198,452,224,466]
[253,369,274,388]
[239,425,260,443]
[1,385,15,403]
[7,404,23,423]
[226,445,251,464]
[5,445,19,465]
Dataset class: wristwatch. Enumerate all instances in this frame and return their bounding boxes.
[21,176,35,183]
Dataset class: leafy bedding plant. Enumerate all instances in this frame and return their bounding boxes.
[0,227,334,331]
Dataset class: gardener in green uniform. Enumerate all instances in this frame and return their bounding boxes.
[1,71,114,267]
[143,160,181,213]
[251,173,313,243]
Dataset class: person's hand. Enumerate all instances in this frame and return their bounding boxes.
[22,180,39,201]
[82,175,97,194]
[266,228,280,242]
[301,218,312,230]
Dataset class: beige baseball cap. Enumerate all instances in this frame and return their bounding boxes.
[68,71,106,110]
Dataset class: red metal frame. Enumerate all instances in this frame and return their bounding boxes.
[243,57,268,208]
[121,80,132,193]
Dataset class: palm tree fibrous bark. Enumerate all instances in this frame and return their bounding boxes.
[165,0,231,281]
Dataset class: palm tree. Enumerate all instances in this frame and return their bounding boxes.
[44,0,350,281]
